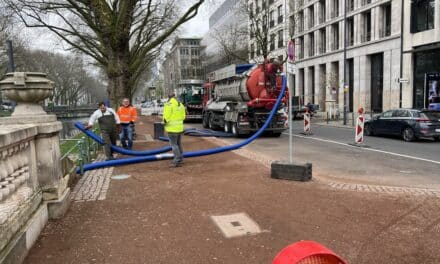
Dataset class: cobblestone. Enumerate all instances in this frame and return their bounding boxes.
[70,154,114,202]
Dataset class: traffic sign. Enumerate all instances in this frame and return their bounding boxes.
[287,62,296,74]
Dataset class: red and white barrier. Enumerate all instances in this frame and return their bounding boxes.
[303,111,311,135]
[355,107,365,144]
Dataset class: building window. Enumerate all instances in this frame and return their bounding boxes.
[362,0,372,6]
[299,37,304,59]
[298,11,304,32]
[308,5,315,29]
[270,10,275,28]
[270,33,276,51]
[180,48,189,55]
[319,29,326,54]
[250,43,255,58]
[331,0,339,18]
[347,17,354,46]
[250,3,254,18]
[331,23,339,50]
[346,0,354,12]
[278,30,284,48]
[361,11,371,42]
[277,5,283,23]
[319,0,326,24]
[380,3,392,37]
[411,0,435,33]
[308,33,315,57]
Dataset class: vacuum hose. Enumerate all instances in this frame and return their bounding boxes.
[77,75,287,173]
[74,122,172,156]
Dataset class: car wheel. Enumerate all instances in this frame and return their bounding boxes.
[434,136,440,142]
[364,123,374,136]
[402,127,416,142]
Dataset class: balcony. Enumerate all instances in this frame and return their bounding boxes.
[308,48,315,57]
[278,16,283,24]
[379,26,391,38]
[319,47,326,54]
[361,31,371,42]
[270,20,275,28]
[347,37,354,46]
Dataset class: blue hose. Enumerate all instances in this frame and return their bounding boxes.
[78,75,287,173]
[74,122,172,156]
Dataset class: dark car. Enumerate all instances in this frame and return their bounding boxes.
[364,109,440,142]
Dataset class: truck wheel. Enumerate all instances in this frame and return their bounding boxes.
[224,122,231,133]
[202,114,209,128]
[231,123,239,137]
[209,115,216,130]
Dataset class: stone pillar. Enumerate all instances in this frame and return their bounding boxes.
[0,72,70,219]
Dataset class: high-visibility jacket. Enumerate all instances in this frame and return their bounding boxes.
[117,105,138,124]
[163,97,186,133]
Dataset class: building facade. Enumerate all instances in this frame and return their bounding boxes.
[248,0,290,63]
[402,0,440,109]
[201,0,248,77]
[162,38,204,96]
[290,0,401,114]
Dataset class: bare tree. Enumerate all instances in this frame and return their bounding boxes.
[211,21,249,65]
[5,0,205,106]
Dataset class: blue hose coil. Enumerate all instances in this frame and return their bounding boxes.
[77,75,287,173]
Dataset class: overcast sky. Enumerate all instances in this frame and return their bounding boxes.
[28,1,215,53]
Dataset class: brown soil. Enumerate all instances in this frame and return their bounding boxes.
[25,116,440,264]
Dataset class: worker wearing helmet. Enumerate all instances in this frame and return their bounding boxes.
[117,98,138,150]
[163,91,186,167]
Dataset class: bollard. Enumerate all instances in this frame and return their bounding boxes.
[302,108,312,135]
[355,107,364,145]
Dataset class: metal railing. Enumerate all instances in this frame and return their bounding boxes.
[379,26,391,37]
[60,128,100,175]
[361,31,371,42]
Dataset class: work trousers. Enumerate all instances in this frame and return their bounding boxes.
[168,132,183,165]
[102,129,117,159]
[120,124,134,149]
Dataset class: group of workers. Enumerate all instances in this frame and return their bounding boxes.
[85,92,186,167]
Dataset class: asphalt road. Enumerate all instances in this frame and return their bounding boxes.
[187,120,440,189]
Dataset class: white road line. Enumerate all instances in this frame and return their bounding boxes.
[284,133,440,165]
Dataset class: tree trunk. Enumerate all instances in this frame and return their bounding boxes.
[107,50,131,108]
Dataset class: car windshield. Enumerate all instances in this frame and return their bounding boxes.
[421,111,440,120]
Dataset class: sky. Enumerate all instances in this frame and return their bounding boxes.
[29,1,215,53]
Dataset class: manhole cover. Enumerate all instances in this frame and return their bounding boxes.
[111,174,131,180]
[211,213,261,238]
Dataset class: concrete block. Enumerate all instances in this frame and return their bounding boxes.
[271,161,312,181]
[46,187,71,219]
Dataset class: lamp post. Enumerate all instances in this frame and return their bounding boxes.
[343,0,348,125]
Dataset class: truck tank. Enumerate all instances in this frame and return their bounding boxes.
[212,63,285,109]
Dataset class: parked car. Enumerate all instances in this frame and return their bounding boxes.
[364,109,440,142]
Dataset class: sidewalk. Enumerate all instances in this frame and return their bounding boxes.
[24,116,440,264]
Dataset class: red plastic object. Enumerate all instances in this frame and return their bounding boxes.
[273,241,347,264]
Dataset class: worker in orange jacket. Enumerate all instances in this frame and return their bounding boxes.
[117,98,138,149]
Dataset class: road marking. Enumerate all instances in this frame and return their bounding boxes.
[286,133,440,165]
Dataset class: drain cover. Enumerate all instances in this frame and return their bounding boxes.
[211,213,261,238]
[111,174,131,180]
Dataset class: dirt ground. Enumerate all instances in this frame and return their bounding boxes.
[25,116,440,264]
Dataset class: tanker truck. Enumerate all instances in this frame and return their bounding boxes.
[202,62,288,137]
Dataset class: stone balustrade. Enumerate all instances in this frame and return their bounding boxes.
[0,73,71,263]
